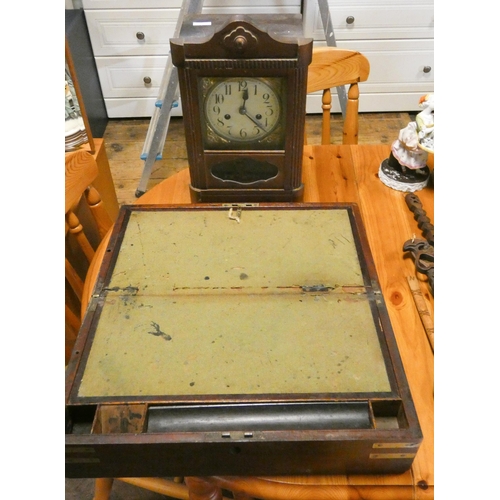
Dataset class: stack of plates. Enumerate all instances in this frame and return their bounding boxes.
[65,77,89,152]
[65,116,88,152]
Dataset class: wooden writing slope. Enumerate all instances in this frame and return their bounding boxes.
[65,203,422,478]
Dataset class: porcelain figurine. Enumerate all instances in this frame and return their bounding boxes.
[379,93,434,192]
[416,93,434,153]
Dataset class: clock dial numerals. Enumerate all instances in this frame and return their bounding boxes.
[204,78,281,143]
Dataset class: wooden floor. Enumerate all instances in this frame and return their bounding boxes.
[66,111,413,500]
[102,112,413,206]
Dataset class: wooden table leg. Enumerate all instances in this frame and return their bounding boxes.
[93,478,113,500]
[185,477,223,500]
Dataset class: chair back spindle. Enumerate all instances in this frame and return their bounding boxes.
[307,47,370,144]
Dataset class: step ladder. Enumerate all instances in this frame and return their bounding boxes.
[135,0,345,197]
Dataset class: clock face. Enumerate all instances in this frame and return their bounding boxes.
[200,77,285,149]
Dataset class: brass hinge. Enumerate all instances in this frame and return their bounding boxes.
[301,284,331,292]
[370,453,417,459]
[373,443,420,449]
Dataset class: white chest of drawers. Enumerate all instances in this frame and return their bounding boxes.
[302,0,434,112]
[82,0,302,118]
[83,0,433,117]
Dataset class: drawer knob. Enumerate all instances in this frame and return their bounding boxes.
[423,66,432,73]
[136,31,145,40]
[143,76,152,84]
[346,16,355,24]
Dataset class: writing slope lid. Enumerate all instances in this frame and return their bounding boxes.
[69,204,402,404]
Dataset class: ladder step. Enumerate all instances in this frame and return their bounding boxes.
[155,100,179,109]
[140,153,163,161]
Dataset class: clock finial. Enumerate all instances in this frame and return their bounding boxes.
[223,26,257,54]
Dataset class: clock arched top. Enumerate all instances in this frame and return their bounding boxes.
[171,15,313,64]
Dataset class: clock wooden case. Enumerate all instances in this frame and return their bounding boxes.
[170,14,313,202]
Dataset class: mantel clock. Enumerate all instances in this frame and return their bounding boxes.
[170,15,313,202]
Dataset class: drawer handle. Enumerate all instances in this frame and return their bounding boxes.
[346,16,355,24]
[143,76,152,84]
[136,31,145,40]
[423,66,432,73]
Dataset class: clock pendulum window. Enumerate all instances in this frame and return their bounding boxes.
[170,14,313,202]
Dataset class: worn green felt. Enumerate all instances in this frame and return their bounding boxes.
[78,208,390,398]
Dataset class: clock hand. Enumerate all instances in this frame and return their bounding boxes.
[239,89,249,113]
[239,88,267,132]
[241,110,267,132]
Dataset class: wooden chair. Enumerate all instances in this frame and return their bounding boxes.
[306,46,370,144]
[65,151,189,500]
[65,150,114,364]
[66,150,158,500]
